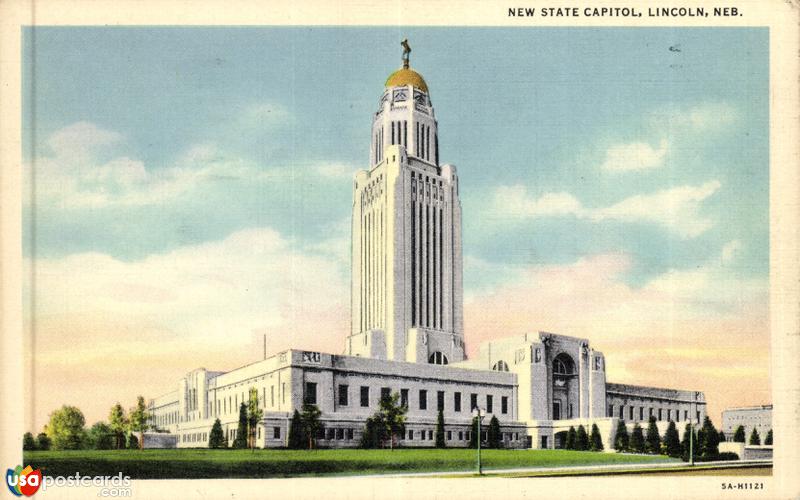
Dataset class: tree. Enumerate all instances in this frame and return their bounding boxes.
[87,422,114,450]
[566,426,577,450]
[435,410,446,448]
[288,410,305,449]
[575,425,589,451]
[375,392,407,450]
[680,423,697,462]
[629,423,645,453]
[749,427,761,445]
[300,403,323,450]
[589,423,603,452]
[644,417,661,454]
[613,421,629,451]
[36,433,51,451]
[108,403,128,450]
[247,387,264,449]
[209,419,225,449]
[469,417,479,449]
[718,430,726,443]
[127,434,139,449]
[663,421,682,458]
[360,417,383,449]
[699,417,719,459]
[233,403,248,449]
[488,415,501,449]
[45,405,86,450]
[733,425,746,443]
[22,432,36,451]
[765,429,773,445]
[128,396,150,450]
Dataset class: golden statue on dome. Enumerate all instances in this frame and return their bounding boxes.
[401,39,411,68]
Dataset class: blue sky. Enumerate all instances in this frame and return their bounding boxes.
[21,27,769,428]
[22,27,768,287]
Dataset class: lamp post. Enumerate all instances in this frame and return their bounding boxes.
[472,407,486,475]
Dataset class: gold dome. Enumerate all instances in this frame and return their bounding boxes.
[385,67,428,93]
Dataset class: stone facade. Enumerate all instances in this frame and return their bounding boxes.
[145,51,707,451]
[721,405,772,440]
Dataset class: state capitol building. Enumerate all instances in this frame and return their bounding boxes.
[147,46,707,450]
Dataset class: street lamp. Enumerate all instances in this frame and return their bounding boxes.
[472,407,486,475]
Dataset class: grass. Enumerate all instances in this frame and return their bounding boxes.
[24,448,677,479]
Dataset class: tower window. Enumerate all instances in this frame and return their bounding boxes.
[437,391,445,411]
[470,393,478,411]
[502,396,508,414]
[338,384,349,406]
[304,382,317,405]
[419,390,427,410]
[454,392,462,412]
[486,395,493,414]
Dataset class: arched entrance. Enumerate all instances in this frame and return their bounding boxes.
[551,352,578,420]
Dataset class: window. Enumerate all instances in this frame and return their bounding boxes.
[326,428,334,440]
[381,387,391,401]
[630,406,634,420]
[684,410,688,421]
[568,403,573,418]
[257,427,261,439]
[428,430,433,440]
[667,409,671,421]
[658,409,663,421]
[419,390,428,410]
[454,392,462,412]
[459,431,463,441]
[428,351,449,365]
[336,428,344,440]
[408,430,413,440]
[649,407,653,418]
[305,382,317,405]
[487,395,493,414]
[608,404,614,418]
[470,393,478,411]
[696,411,700,422]
[553,354,574,375]
[619,405,624,419]
[347,428,354,440]
[447,431,452,440]
[360,386,369,407]
[338,384,349,406]
[492,360,510,372]
[282,382,286,403]
[640,407,644,421]
[437,391,445,411]
[400,388,409,408]
[273,427,280,439]
[501,396,508,414]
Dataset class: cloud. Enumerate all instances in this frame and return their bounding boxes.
[26,122,355,210]
[650,102,738,133]
[721,239,743,264]
[493,180,722,239]
[28,226,350,430]
[463,245,769,425]
[600,139,669,172]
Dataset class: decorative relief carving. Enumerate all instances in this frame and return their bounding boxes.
[540,334,552,349]
[534,347,542,363]
[515,348,526,364]
[302,351,321,364]
[393,89,408,102]
[581,341,589,357]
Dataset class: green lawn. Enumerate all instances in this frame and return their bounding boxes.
[24,448,677,478]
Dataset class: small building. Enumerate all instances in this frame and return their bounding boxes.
[721,404,772,441]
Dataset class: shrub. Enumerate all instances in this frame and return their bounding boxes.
[613,421,629,451]
[565,426,576,450]
[644,417,661,454]
[589,424,603,452]
[748,428,761,446]
[575,425,589,451]
[629,423,645,453]
[22,432,36,451]
[733,425,746,443]
[716,452,739,461]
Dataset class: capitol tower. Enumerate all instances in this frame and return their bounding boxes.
[347,42,465,364]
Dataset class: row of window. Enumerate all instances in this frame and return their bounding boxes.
[608,404,701,423]
[307,383,509,415]
[359,203,385,331]
[181,432,207,443]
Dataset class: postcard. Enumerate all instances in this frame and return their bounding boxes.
[0,1,797,499]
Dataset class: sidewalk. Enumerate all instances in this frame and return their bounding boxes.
[356,459,773,478]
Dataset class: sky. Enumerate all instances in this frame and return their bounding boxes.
[22,27,769,431]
